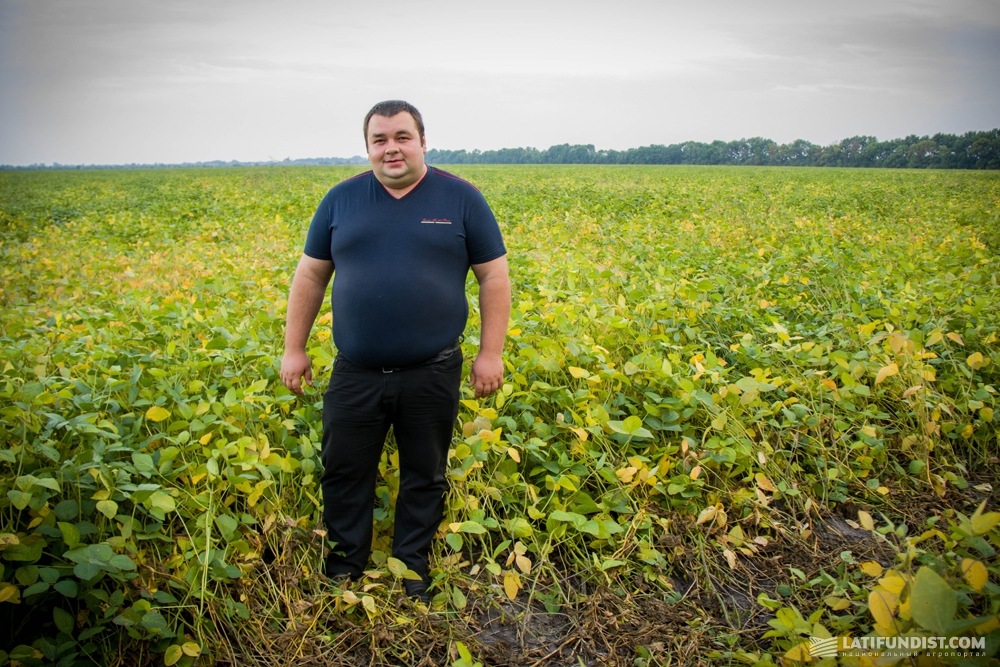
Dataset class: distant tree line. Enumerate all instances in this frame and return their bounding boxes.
[0,156,368,171]
[426,129,1000,169]
[4,129,998,170]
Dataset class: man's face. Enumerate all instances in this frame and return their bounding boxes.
[366,112,426,192]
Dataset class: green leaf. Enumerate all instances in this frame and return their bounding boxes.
[140,610,168,630]
[33,478,60,492]
[550,510,586,527]
[622,416,643,433]
[108,555,136,571]
[205,336,229,350]
[445,533,464,552]
[15,565,38,585]
[164,645,183,666]
[53,580,78,597]
[74,563,102,580]
[149,491,176,513]
[457,521,486,534]
[131,452,154,472]
[87,544,115,563]
[452,586,467,610]
[910,566,956,635]
[386,557,407,577]
[606,420,628,434]
[23,581,49,596]
[735,377,759,392]
[214,514,239,540]
[7,490,32,511]
[95,500,118,519]
[58,522,80,549]
[508,517,533,538]
[3,536,44,562]
[53,607,75,635]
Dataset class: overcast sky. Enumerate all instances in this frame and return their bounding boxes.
[1,0,998,165]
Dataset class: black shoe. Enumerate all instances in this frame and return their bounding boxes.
[404,578,431,603]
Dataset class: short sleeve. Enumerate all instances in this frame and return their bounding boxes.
[303,192,334,261]
[464,189,507,265]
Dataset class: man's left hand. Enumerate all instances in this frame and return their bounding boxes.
[470,353,504,398]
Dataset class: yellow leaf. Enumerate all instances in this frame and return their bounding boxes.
[858,510,874,531]
[755,473,778,493]
[145,406,171,422]
[615,466,638,483]
[782,642,813,665]
[506,447,521,463]
[515,555,532,574]
[199,433,212,445]
[569,426,589,441]
[902,385,923,398]
[967,352,985,370]
[878,572,907,595]
[361,595,376,614]
[876,486,889,495]
[341,590,359,606]
[946,332,964,345]
[478,428,500,443]
[875,363,898,385]
[860,561,884,577]
[696,505,718,525]
[503,572,520,600]
[723,549,737,569]
[0,582,21,604]
[181,642,201,657]
[689,465,702,480]
[868,589,898,628]
[961,558,988,591]
[568,366,589,379]
[976,616,1000,634]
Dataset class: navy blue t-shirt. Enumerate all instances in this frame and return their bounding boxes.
[303,166,507,368]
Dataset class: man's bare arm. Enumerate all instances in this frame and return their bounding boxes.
[470,255,511,399]
[280,254,335,395]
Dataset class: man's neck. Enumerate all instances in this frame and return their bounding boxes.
[381,165,428,199]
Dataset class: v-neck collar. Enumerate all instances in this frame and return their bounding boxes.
[376,165,430,201]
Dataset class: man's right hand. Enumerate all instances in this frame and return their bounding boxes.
[280,349,314,395]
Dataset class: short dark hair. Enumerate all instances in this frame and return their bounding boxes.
[363,100,425,147]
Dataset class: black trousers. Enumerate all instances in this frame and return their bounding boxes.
[320,347,462,580]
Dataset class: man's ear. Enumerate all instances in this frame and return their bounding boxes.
[421,135,427,153]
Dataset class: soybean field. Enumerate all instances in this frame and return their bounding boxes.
[1,165,999,666]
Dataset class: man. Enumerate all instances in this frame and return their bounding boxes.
[279,100,510,602]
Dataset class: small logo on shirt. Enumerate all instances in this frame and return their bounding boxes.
[420,218,452,224]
